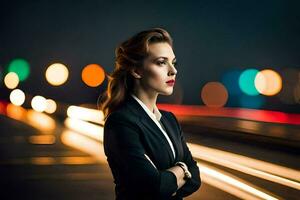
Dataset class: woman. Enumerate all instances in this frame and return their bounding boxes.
[100,28,201,200]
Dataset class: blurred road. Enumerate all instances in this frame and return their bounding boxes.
[0,107,299,200]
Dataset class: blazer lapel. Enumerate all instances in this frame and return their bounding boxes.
[125,95,176,162]
[140,117,175,162]
[160,114,179,161]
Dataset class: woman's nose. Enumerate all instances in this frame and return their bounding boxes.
[168,64,177,76]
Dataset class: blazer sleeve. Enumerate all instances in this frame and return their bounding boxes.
[103,113,178,199]
[169,112,201,198]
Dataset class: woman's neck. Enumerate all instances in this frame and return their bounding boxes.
[132,89,158,113]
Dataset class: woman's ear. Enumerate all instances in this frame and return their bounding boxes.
[130,68,142,79]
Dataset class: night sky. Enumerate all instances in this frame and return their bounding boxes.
[1,0,300,113]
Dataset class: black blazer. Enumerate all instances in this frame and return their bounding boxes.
[103,95,201,200]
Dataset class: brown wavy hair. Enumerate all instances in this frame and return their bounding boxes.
[98,28,173,120]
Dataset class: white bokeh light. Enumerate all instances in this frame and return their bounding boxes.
[31,95,47,112]
[9,89,25,106]
[45,63,69,86]
[45,99,57,114]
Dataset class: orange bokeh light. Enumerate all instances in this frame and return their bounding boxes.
[255,69,282,96]
[81,64,105,87]
[201,82,228,107]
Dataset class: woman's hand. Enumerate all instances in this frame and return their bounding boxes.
[166,165,187,191]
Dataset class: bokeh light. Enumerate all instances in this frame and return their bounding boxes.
[201,82,228,107]
[67,105,104,124]
[221,70,243,96]
[29,135,56,145]
[8,58,30,81]
[81,64,105,87]
[45,99,57,114]
[45,63,69,86]
[239,95,265,109]
[27,109,56,132]
[4,72,19,89]
[0,101,5,114]
[6,103,27,120]
[239,69,259,96]
[9,89,25,106]
[31,95,47,112]
[255,69,282,96]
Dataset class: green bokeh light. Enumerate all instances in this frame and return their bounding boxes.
[8,58,30,81]
[238,69,259,96]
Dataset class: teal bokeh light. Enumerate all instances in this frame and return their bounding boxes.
[239,94,265,109]
[8,58,30,81]
[222,70,243,96]
[238,69,259,96]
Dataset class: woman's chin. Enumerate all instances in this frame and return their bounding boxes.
[160,89,174,96]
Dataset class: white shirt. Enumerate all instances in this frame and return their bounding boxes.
[130,94,176,159]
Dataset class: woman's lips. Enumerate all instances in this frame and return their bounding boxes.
[166,80,175,86]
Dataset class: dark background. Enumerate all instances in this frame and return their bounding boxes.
[1,0,299,113]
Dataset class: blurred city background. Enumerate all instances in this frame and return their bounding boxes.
[0,0,299,199]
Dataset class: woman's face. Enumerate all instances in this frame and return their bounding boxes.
[138,42,177,96]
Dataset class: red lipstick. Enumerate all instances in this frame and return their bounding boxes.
[166,79,175,86]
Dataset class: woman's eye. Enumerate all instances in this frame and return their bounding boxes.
[157,61,166,65]
[156,60,177,66]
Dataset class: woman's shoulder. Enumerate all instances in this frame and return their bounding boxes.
[104,106,138,126]
[103,109,142,136]
[159,109,178,121]
[159,110,182,131]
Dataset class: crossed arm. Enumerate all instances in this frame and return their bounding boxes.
[169,112,201,197]
[103,113,201,199]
